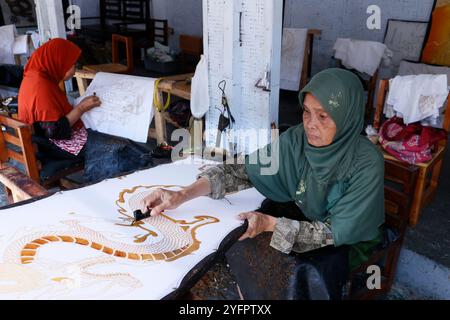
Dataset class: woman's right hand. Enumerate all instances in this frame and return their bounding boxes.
[76,95,101,113]
[140,188,188,217]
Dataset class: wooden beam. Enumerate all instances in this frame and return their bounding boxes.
[0,166,48,203]
[74,70,97,96]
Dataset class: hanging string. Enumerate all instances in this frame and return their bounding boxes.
[153,78,171,112]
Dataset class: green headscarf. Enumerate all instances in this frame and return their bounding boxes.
[245,68,384,246]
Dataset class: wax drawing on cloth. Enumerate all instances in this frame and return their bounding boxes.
[76,72,156,143]
[0,185,219,299]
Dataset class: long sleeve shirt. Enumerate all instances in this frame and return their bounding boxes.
[34,116,72,140]
[197,162,334,254]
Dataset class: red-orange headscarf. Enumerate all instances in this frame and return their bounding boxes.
[18,38,82,128]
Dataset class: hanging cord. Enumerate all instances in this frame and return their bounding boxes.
[153,78,171,112]
[218,80,235,127]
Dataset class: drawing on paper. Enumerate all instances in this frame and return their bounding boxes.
[76,72,156,143]
[83,79,146,128]
[280,28,307,91]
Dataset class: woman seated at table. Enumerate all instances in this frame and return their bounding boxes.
[18,38,100,163]
[140,68,385,299]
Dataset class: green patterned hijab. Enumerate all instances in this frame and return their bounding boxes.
[245,68,384,246]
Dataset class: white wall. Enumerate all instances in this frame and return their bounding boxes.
[153,0,203,50]
[70,0,100,26]
[71,0,434,60]
[71,0,99,17]
[283,0,435,75]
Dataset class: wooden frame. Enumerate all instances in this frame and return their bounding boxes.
[0,115,84,196]
[153,29,322,148]
[373,79,450,226]
[335,60,379,122]
[74,69,196,150]
[83,34,134,74]
[151,73,194,145]
[0,166,48,203]
[179,35,203,73]
[0,115,40,182]
[300,29,321,90]
[346,163,419,299]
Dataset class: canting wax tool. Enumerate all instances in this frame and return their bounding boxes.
[133,209,152,221]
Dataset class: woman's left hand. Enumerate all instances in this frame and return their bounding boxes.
[238,211,278,241]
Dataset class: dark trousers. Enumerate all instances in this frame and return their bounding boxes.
[225,199,349,300]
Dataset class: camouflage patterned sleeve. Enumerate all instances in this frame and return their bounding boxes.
[197,161,253,199]
[270,218,334,254]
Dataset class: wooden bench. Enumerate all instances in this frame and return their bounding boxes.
[0,115,84,199]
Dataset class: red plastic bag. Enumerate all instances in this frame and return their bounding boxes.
[379,117,447,164]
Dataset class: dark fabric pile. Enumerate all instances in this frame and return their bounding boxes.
[83,129,154,183]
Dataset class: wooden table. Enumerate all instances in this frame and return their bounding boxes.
[152,73,194,145]
[74,70,199,147]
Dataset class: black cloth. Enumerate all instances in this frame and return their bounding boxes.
[225,199,350,300]
[33,116,72,140]
[0,64,23,88]
[31,134,84,181]
[83,129,154,183]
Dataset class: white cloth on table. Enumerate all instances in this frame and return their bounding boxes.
[280,28,308,91]
[0,24,16,64]
[333,38,391,76]
[385,74,449,125]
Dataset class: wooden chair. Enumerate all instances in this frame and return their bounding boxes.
[179,35,203,73]
[335,60,379,123]
[83,34,134,74]
[346,162,419,299]
[299,29,322,91]
[0,115,84,199]
[373,79,450,226]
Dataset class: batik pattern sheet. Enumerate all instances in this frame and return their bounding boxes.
[0,162,265,299]
[75,72,155,143]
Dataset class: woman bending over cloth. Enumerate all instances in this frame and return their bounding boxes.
[141,68,385,299]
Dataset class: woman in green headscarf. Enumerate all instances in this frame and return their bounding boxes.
[141,68,385,297]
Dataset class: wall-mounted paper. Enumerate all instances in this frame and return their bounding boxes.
[13,35,29,55]
[0,24,15,64]
[75,72,156,143]
[280,28,307,91]
[0,162,265,299]
[383,20,428,78]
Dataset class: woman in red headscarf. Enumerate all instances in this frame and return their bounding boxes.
[18,38,101,161]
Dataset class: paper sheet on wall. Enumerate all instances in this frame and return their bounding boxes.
[75,72,156,143]
[13,35,29,55]
[0,162,265,300]
[0,25,16,64]
[280,28,307,91]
